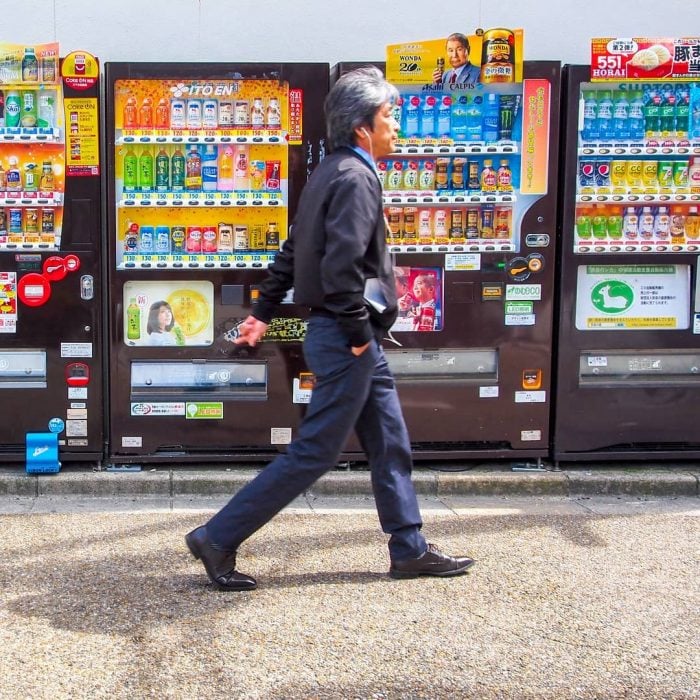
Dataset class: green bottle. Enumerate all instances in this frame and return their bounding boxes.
[155,148,170,192]
[126,298,141,340]
[123,147,137,192]
[171,147,185,191]
[138,147,154,191]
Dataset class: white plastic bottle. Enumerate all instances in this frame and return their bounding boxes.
[639,206,654,239]
[653,205,670,238]
[622,206,638,239]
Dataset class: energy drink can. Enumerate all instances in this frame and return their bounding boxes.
[171,226,186,253]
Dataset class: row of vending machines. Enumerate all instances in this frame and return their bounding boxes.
[1,48,699,468]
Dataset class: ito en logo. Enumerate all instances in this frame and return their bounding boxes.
[170,83,190,98]
[591,280,634,314]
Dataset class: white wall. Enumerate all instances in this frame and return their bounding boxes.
[3,0,699,67]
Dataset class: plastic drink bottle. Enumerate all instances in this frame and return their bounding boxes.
[623,207,638,239]
[436,96,451,138]
[218,146,234,191]
[607,207,623,239]
[123,147,137,191]
[465,95,483,142]
[653,206,670,238]
[675,85,690,140]
[39,161,54,191]
[123,96,138,128]
[644,89,661,139]
[6,156,21,190]
[496,159,513,191]
[171,148,185,191]
[185,145,202,191]
[481,93,500,142]
[23,162,38,191]
[202,145,218,191]
[127,298,141,340]
[155,148,170,192]
[4,91,21,128]
[155,98,169,129]
[581,91,599,141]
[139,98,154,128]
[596,90,613,140]
[403,96,420,138]
[575,209,592,239]
[138,147,154,191]
[420,95,436,138]
[639,206,654,239]
[685,206,700,238]
[450,95,468,141]
[37,92,55,129]
[612,90,629,141]
[688,156,700,194]
[21,48,38,82]
[659,86,676,139]
[628,91,645,141]
[669,206,685,238]
[591,210,607,239]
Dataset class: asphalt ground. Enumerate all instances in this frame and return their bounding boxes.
[0,485,698,699]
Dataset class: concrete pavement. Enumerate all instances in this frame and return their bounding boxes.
[0,494,697,699]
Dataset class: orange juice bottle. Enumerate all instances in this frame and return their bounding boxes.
[685,206,700,239]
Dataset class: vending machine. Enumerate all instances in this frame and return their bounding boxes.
[0,44,104,464]
[334,31,562,461]
[104,62,328,464]
[553,37,700,463]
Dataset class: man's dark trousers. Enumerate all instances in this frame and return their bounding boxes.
[206,315,426,560]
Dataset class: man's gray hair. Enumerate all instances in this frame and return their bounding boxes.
[324,66,399,151]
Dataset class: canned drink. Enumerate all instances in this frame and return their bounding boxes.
[480,205,495,238]
[451,158,466,190]
[479,28,515,84]
[386,207,402,241]
[418,159,435,190]
[610,160,627,189]
[186,226,202,253]
[233,225,249,251]
[186,99,202,129]
[673,160,689,190]
[249,160,266,190]
[171,226,186,253]
[139,226,154,253]
[0,209,6,234]
[155,226,170,253]
[41,208,54,233]
[218,101,234,127]
[641,160,659,190]
[402,160,419,190]
[657,161,674,189]
[435,158,450,191]
[449,209,464,241]
[265,161,281,191]
[625,160,643,189]
[494,206,511,238]
[201,226,218,253]
[466,207,480,238]
[217,223,233,252]
[249,224,265,250]
[202,99,219,129]
[578,159,596,191]
[402,207,418,242]
[233,99,250,127]
[170,99,186,129]
[24,208,39,233]
[594,160,611,191]
[8,208,22,233]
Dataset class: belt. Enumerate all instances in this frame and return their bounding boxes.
[309,308,337,319]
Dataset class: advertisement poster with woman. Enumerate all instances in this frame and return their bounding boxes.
[392,266,443,332]
[123,280,213,346]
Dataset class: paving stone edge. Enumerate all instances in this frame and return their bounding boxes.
[0,466,698,499]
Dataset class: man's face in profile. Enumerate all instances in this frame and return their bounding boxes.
[446,39,468,69]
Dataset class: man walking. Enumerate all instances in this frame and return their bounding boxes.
[186,67,474,591]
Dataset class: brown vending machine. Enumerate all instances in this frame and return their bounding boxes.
[335,30,561,462]
[0,44,104,466]
[554,39,700,463]
[104,61,328,465]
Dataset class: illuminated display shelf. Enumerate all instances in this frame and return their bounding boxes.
[115,130,288,146]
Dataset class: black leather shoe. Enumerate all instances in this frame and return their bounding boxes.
[185,526,257,591]
[389,543,475,579]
